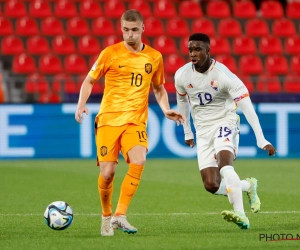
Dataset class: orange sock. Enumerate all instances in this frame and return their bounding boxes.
[98,173,114,217]
[115,164,144,216]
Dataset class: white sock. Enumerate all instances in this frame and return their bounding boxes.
[241,180,251,192]
[215,179,251,195]
[220,165,245,213]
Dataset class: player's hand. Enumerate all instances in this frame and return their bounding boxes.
[164,110,185,125]
[263,144,277,156]
[185,139,195,148]
[75,106,89,124]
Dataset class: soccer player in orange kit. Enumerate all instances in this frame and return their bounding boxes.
[75,9,184,236]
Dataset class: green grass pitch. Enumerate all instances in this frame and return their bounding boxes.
[0,159,299,250]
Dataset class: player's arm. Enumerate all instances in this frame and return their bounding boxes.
[176,92,194,148]
[237,96,277,156]
[152,84,184,124]
[75,75,96,124]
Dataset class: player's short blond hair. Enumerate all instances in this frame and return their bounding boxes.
[121,9,143,23]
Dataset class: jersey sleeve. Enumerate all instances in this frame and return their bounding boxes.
[88,48,111,81]
[152,53,165,86]
[222,72,249,102]
[174,70,186,95]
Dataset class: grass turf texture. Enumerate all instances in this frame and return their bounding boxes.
[0,159,299,250]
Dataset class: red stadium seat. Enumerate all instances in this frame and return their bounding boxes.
[15,16,39,36]
[92,17,115,36]
[49,93,62,103]
[64,80,78,94]
[261,0,284,19]
[104,0,126,18]
[233,36,256,55]
[102,35,122,47]
[0,17,14,36]
[153,35,177,55]
[192,18,215,36]
[272,18,296,37]
[179,36,189,55]
[287,2,300,19]
[239,55,263,75]
[39,54,63,74]
[179,1,203,19]
[129,0,152,18]
[284,75,300,92]
[52,73,75,93]
[291,55,300,74]
[215,55,237,74]
[239,75,255,93]
[153,0,177,19]
[210,37,230,55]
[233,1,256,19]
[245,18,269,37]
[66,17,90,36]
[25,73,49,94]
[64,54,88,74]
[265,55,288,75]
[52,35,76,55]
[78,35,101,55]
[4,0,27,18]
[285,37,300,55]
[143,17,165,37]
[257,74,281,93]
[12,53,36,74]
[259,36,283,55]
[29,0,52,18]
[27,35,50,55]
[164,54,186,74]
[54,0,77,18]
[1,35,25,55]
[41,17,64,36]
[218,18,242,37]
[206,0,231,18]
[166,18,189,37]
[79,0,103,19]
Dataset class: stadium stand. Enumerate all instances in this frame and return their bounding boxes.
[0,0,299,103]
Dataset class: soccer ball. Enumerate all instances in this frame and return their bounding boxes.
[44,201,73,230]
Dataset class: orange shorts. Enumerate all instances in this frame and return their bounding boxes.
[95,123,148,164]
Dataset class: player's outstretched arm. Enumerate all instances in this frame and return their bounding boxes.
[75,75,95,124]
[152,83,184,124]
[237,96,277,156]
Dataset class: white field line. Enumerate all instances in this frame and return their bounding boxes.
[0,211,300,216]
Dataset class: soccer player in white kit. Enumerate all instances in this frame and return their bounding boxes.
[175,33,277,229]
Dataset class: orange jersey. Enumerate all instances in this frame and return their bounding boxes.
[89,42,165,127]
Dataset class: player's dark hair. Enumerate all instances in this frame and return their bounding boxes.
[121,9,143,23]
[189,33,210,45]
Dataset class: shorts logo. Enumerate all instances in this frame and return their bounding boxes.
[145,63,152,74]
[100,146,107,156]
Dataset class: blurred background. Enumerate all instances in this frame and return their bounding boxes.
[0,0,299,159]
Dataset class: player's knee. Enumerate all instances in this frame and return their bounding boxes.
[204,182,220,194]
[101,172,114,180]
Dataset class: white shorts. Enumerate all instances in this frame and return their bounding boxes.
[196,122,239,170]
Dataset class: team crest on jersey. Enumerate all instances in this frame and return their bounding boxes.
[91,62,97,71]
[211,80,218,91]
[100,146,107,156]
[145,63,152,74]
[187,84,194,88]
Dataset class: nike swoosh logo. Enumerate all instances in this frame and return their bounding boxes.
[119,65,126,68]
[130,182,138,186]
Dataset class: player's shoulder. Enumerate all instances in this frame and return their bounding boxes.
[175,62,193,79]
[103,42,123,53]
[212,59,236,80]
[143,43,163,58]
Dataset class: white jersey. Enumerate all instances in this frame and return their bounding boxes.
[175,59,249,132]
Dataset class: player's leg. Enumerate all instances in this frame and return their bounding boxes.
[96,125,124,236]
[111,124,147,234]
[214,123,249,229]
